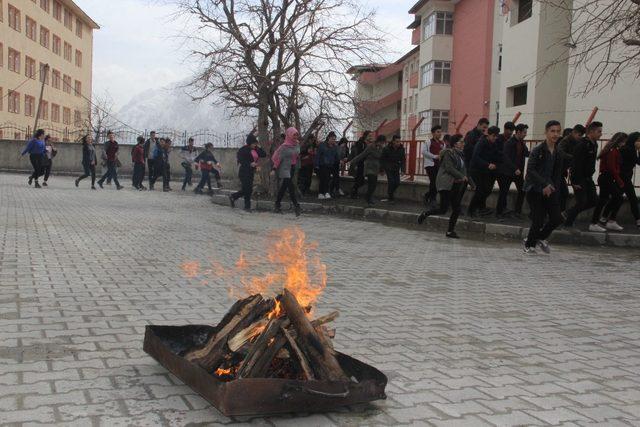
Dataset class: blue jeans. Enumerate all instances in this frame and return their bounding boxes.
[182,163,193,189]
[196,169,211,190]
[99,161,120,187]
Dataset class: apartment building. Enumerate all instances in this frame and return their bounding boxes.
[0,0,99,140]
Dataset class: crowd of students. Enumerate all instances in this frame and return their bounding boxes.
[20,120,640,254]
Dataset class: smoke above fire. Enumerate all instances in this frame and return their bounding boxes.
[180,227,327,309]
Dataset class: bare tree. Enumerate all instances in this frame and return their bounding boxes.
[85,91,117,144]
[176,0,384,143]
[538,0,640,94]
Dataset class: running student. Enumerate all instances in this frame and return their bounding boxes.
[494,122,516,218]
[619,132,640,228]
[523,120,565,254]
[42,135,57,187]
[499,123,529,218]
[194,143,220,194]
[97,131,123,190]
[229,133,266,211]
[467,126,502,217]
[22,129,47,188]
[423,125,445,205]
[181,137,198,191]
[417,134,469,238]
[75,135,98,189]
[131,136,146,190]
[347,134,385,206]
[564,121,603,231]
[272,127,302,216]
[381,135,406,203]
[463,118,489,167]
[591,132,627,231]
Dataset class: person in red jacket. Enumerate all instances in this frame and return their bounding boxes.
[591,132,627,231]
[132,136,146,190]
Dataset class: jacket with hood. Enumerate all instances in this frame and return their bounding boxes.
[272,128,300,179]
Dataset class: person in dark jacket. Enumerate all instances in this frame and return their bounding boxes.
[592,132,628,231]
[564,121,603,230]
[42,135,57,187]
[161,139,172,191]
[347,134,386,206]
[557,124,586,211]
[337,137,350,194]
[229,133,267,211]
[494,122,515,218]
[467,126,502,217]
[194,143,220,194]
[417,134,469,238]
[21,129,47,188]
[497,123,530,218]
[612,132,640,227]
[463,118,490,167]
[75,135,98,189]
[180,138,199,190]
[348,131,372,198]
[297,135,317,195]
[381,135,406,202]
[423,125,445,205]
[143,131,159,189]
[132,136,146,190]
[97,131,123,190]
[315,132,340,199]
[523,120,565,254]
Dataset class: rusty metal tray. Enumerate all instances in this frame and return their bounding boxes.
[143,325,387,417]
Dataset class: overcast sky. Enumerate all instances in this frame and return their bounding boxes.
[74,0,416,108]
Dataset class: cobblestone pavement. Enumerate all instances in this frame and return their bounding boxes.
[1,172,640,427]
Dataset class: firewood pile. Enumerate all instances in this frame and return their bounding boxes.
[185,289,348,382]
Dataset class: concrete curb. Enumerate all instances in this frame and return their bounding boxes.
[209,192,640,248]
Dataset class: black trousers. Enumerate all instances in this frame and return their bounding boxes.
[147,159,156,187]
[565,178,598,226]
[366,174,378,203]
[43,159,52,181]
[468,172,495,214]
[98,161,120,187]
[558,176,570,212]
[77,163,96,187]
[330,165,341,194]
[351,167,365,197]
[593,173,623,222]
[276,169,299,208]
[196,169,212,190]
[318,165,332,195]
[496,174,526,215]
[132,163,145,188]
[162,164,171,189]
[526,191,563,247]
[298,165,314,194]
[29,154,44,180]
[386,168,401,200]
[232,174,254,210]
[425,166,439,203]
[424,183,466,232]
[614,177,640,221]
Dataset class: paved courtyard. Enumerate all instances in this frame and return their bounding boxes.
[1,172,640,426]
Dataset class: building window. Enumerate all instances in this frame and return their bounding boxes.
[419,110,449,133]
[53,35,61,55]
[517,0,533,24]
[0,43,3,68]
[0,88,3,112]
[40,26,50,48]
[63,75,72,93]
[25,56,36,79]
[26,16,37,41]
[8,91,20,114]
[76,18,83,38]
[41,0,50,13]
[53,0,61,21]
[420,61,451,87]
[8,48,20,73]
[508,83,528,107]
[8,4,21,32]
[75,49,82,67]
[64,41,72,61]
[498,44,503,72]
[0,0,3,23]
[74,80,82,97]
[39,100,49,120]
[51,103,60,122]
[52,69,61,89]
[74,110,82,126]
[63,107,71,125]
[39,63,49,84]
[63,7,73,30]
[423,11,453,40]
[25,95,36,117]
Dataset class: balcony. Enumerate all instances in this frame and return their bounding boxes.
[359,89,402,114]
[409,72,419,89]
[358,63,404,85]
[412,27,421,45]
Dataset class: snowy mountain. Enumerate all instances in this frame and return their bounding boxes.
[117,82,252,133]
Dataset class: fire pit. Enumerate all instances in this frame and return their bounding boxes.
[143,293,387,416]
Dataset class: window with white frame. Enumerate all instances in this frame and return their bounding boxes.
[420,61,451,87]
[419,110,449,133]
[422,11,453,40]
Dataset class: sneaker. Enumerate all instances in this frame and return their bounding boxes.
[34,181,41,188]
[75,179,79,187]
[636,219,640,228]
[318,194,325,200]
[98,181,104,189]
[229,195,236,208]
[324,193,332,199]
[274,207,283,214]
[91,186,96,190]
[523,240,537,254]
[605,221,623,231]
[28,177,33,186]
[588,223,606,232]
[294,205,302,217]
[194,188,204,195]
[417,212,428,225]
[536,240,551,254]
[599,217,607,224]
[446,231,459,239]
[42,182,48,187]
[116,185,124,190]
[339,189,345,196]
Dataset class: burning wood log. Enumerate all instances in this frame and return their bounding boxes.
[281,325,315,380]
[237,317,288,378]
[280,289,348,382]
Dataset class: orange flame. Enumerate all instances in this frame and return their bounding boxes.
[181,261,200,278]
[214,367,232,376]
[267,299,282,319]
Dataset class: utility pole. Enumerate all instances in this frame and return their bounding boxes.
[33,64,50,136]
